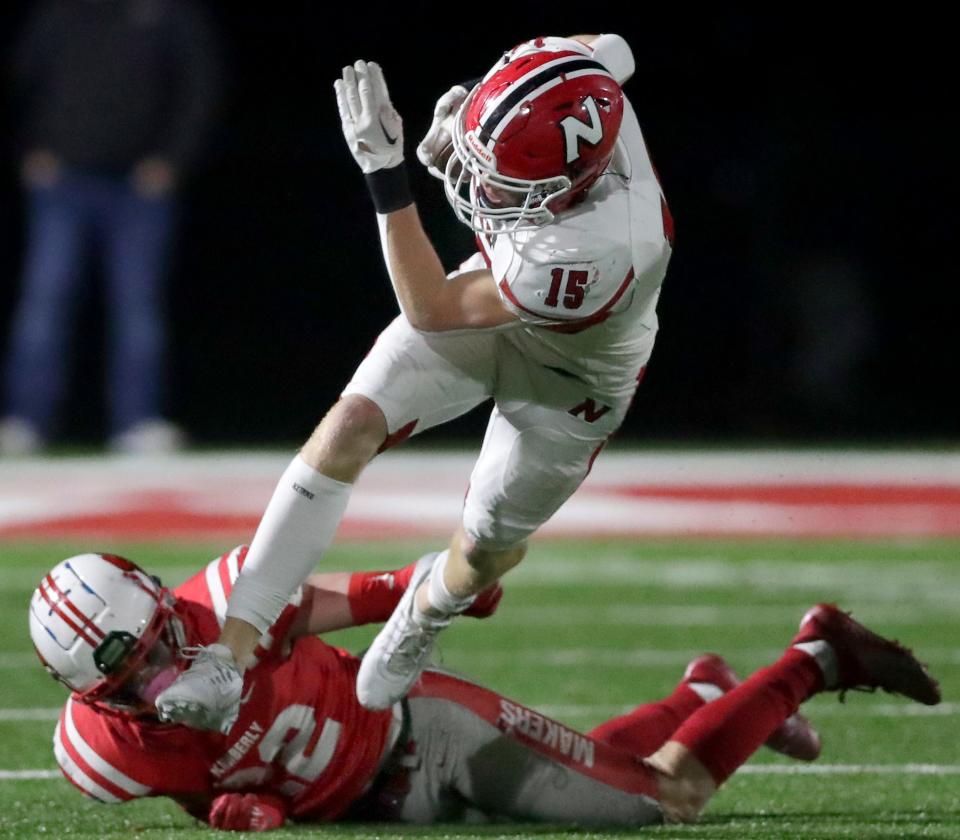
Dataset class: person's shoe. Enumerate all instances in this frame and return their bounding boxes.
[792,604,940,705]
[682,653,740,691]
[155,644,243,734]
[110,419,186,455]
[356,561,449,710]
[0,416,45,456]
[684,654,822,761]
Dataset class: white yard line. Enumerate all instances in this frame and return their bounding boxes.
[533,702,960,719]
[3,765,960,782]
[1,449,959,483]
[0,709,60,721]
[483,603,960,626]
[2,702,957,725]
[0,702,960,723]
[13,641,955,672]
[0,654,40,668]
[5,558,959,600]
[5,599,959,635]
[505,558,960,600]
[737,764,960,775]
[452,647,960,668]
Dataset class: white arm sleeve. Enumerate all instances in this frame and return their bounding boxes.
[592,34,635,85]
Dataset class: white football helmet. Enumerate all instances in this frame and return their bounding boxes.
[29,553,184,712]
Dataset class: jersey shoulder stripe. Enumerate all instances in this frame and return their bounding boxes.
[204,557,228,625]
[54,720,120,803]
[53,700,152,803]
[204,545,248,626]
[199,544,302,663]
[61,699,151,797]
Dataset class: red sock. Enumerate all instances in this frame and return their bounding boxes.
[589,682,706,757]
[347,562,503,625]
[669,649,824,784]
[347,567,412,625]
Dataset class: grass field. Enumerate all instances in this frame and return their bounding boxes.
[2,537,958,839]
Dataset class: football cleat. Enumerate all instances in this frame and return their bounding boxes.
[356,561,449,710]
[682,653,741,691]
[792,604,940,706]
[684,654,822,761]
[155,644,243,734]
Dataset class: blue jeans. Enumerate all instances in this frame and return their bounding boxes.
[3,171,175,436]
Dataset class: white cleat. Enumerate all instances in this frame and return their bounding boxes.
[356,561,449,710]
[156,644,243,734]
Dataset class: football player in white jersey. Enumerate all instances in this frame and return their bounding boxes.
[157,34,676,728]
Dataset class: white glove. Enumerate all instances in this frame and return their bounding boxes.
[334,60,404,174]
[416,84,469,175]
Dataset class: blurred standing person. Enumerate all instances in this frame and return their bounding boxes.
[0,0,221,455]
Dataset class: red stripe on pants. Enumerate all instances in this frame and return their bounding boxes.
[411,669,658,797]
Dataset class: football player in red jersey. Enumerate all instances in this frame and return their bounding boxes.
[157,33,677,731]
[32,551,938,830]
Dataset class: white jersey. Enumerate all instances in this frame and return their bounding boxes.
[475,94,673,400]
[347,40,668,549]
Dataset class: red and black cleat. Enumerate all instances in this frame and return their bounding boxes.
[792,604,941,706]
[684,654,822,761]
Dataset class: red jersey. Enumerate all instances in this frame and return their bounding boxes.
[52,547,394,821]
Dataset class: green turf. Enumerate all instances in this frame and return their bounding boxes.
[2,538,958,839]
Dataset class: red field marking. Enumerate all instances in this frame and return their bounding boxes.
[0,511,432,542]
[592,483,960,505]
[2,486,959,540]
[3,455,959,541]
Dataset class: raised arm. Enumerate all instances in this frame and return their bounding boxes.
[334,60,517,332]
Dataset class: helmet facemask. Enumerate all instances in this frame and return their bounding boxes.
[434,42,624,238]
[79,588,185,716]
[94,633,180,715]
[440,89,572,236]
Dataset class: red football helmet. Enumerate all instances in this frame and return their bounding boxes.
[443,37,624,234]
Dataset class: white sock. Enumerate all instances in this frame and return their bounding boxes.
[792,640,838,688]
[423,550,476,617]
[227,455,351,633]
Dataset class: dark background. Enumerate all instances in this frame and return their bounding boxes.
[0,4,955,446]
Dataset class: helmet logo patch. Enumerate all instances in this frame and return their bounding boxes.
[465,130,496,166]
[560,96,603,164]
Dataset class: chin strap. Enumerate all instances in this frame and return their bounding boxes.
[167,610,188,657]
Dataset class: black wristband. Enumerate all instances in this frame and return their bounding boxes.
[364,164,414,214]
